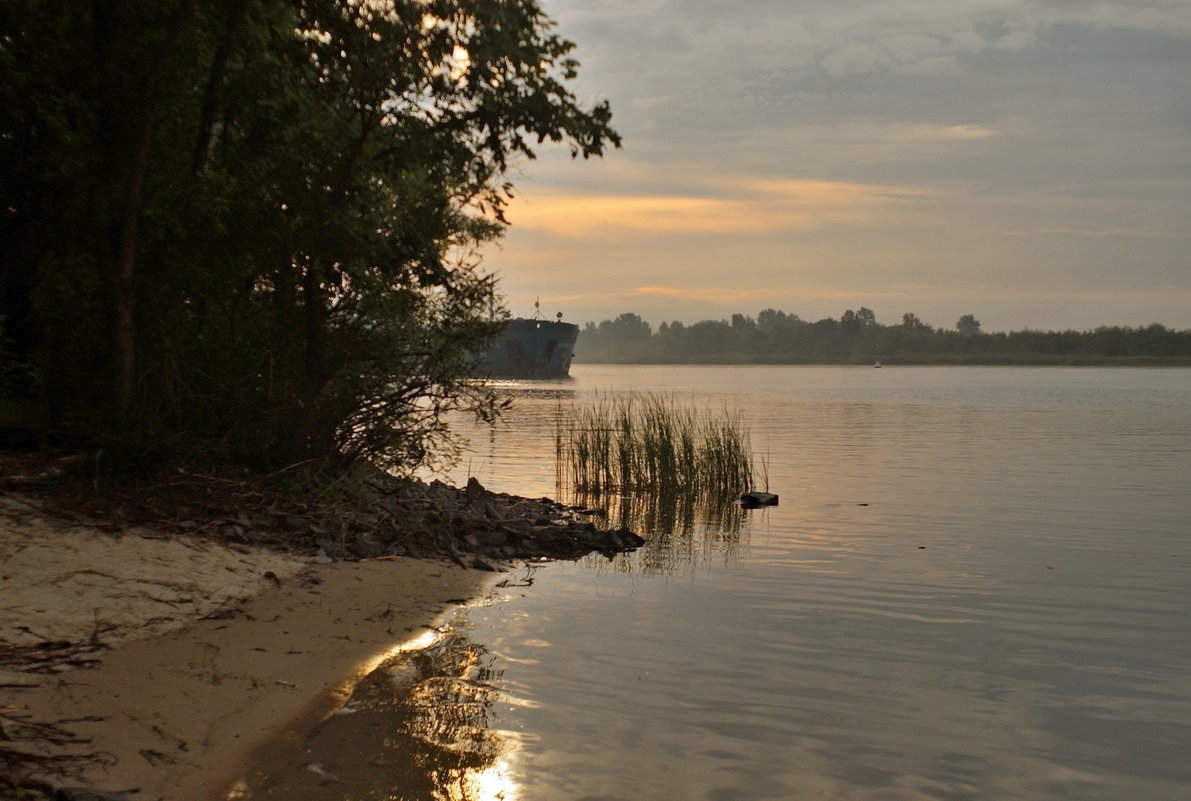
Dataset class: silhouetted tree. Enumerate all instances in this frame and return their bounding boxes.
[574,309,1191,365]
[902,312,930,331]
[956,314,982,335]
[1,0,619,471]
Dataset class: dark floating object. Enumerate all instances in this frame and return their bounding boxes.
[740,491,779,507]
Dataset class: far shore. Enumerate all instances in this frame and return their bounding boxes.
[1,491,503,801]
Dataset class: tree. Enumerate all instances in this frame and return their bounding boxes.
[0,1,619,472]
[731,313,755,331]
[901,312,929,331]
[956,314,982,335]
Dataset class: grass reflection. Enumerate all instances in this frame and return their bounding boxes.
[567,488,751,575]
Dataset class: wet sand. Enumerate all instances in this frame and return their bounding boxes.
[2,494,499,801]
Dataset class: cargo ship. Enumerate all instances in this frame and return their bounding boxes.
[475,302,579,379]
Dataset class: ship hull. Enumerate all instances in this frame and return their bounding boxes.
[476,318,579,378]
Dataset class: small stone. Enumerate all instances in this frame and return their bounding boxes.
[353,538,385,558]
[475,529,508,548]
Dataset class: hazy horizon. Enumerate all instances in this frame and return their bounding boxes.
[482,0,1191,333]
[569,306,1186,335]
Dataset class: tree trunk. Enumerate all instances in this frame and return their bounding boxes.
[297,260,328,455]
[191,0,249,173]
[114,111,154,429]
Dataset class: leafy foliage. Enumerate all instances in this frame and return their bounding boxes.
[0,1,618,471]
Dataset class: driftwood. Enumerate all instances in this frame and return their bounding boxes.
[740,491,779,507]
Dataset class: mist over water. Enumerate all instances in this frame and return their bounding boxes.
[256,366,1191,800]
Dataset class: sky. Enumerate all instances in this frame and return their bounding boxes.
[480,0,1191,333]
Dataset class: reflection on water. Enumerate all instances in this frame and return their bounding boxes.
[231,619,519,801]
[256,367,1191,801]
[569,489,751,575]
[478,380,578,403]
[460,381,760,575]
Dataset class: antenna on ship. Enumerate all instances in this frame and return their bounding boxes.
[533,297,541,320]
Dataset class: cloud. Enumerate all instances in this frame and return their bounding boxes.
[623,284,900,305]
[1005,225,1191,240]
[517,0,1191,330]
[580,1,1189,77]
[631,95,669,110]
[912,123,997,140]
[623,286,773,304]
[506,175,932,238]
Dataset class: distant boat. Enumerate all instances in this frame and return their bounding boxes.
[873,360,882,368]
[475,301,578,379]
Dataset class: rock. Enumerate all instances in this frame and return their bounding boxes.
[621,531,646,548]
[500,519,532,538]
[352,537,386,558]
[474,529,508,548]
[316,538,349,559]
[305,763,339,782]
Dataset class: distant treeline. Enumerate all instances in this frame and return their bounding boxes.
[576,309,1191,365]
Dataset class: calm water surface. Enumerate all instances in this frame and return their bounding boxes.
[253,366,1191,800]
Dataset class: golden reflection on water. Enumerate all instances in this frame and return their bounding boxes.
[354,627,444,683]
[229,623,521,801]
[449,759,519,801]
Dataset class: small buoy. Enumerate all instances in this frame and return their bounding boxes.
[741,491,779,507]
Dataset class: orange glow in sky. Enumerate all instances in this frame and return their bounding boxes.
[479,0,1191,331]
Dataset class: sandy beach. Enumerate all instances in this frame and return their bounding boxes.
[1,492,499,801]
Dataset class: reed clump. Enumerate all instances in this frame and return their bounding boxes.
[555,393,753,498]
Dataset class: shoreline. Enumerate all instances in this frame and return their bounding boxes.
[1,493,503,801]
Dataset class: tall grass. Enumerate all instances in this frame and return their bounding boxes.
[555,393,754,498]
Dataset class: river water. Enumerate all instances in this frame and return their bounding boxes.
[249,366,1191,800]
